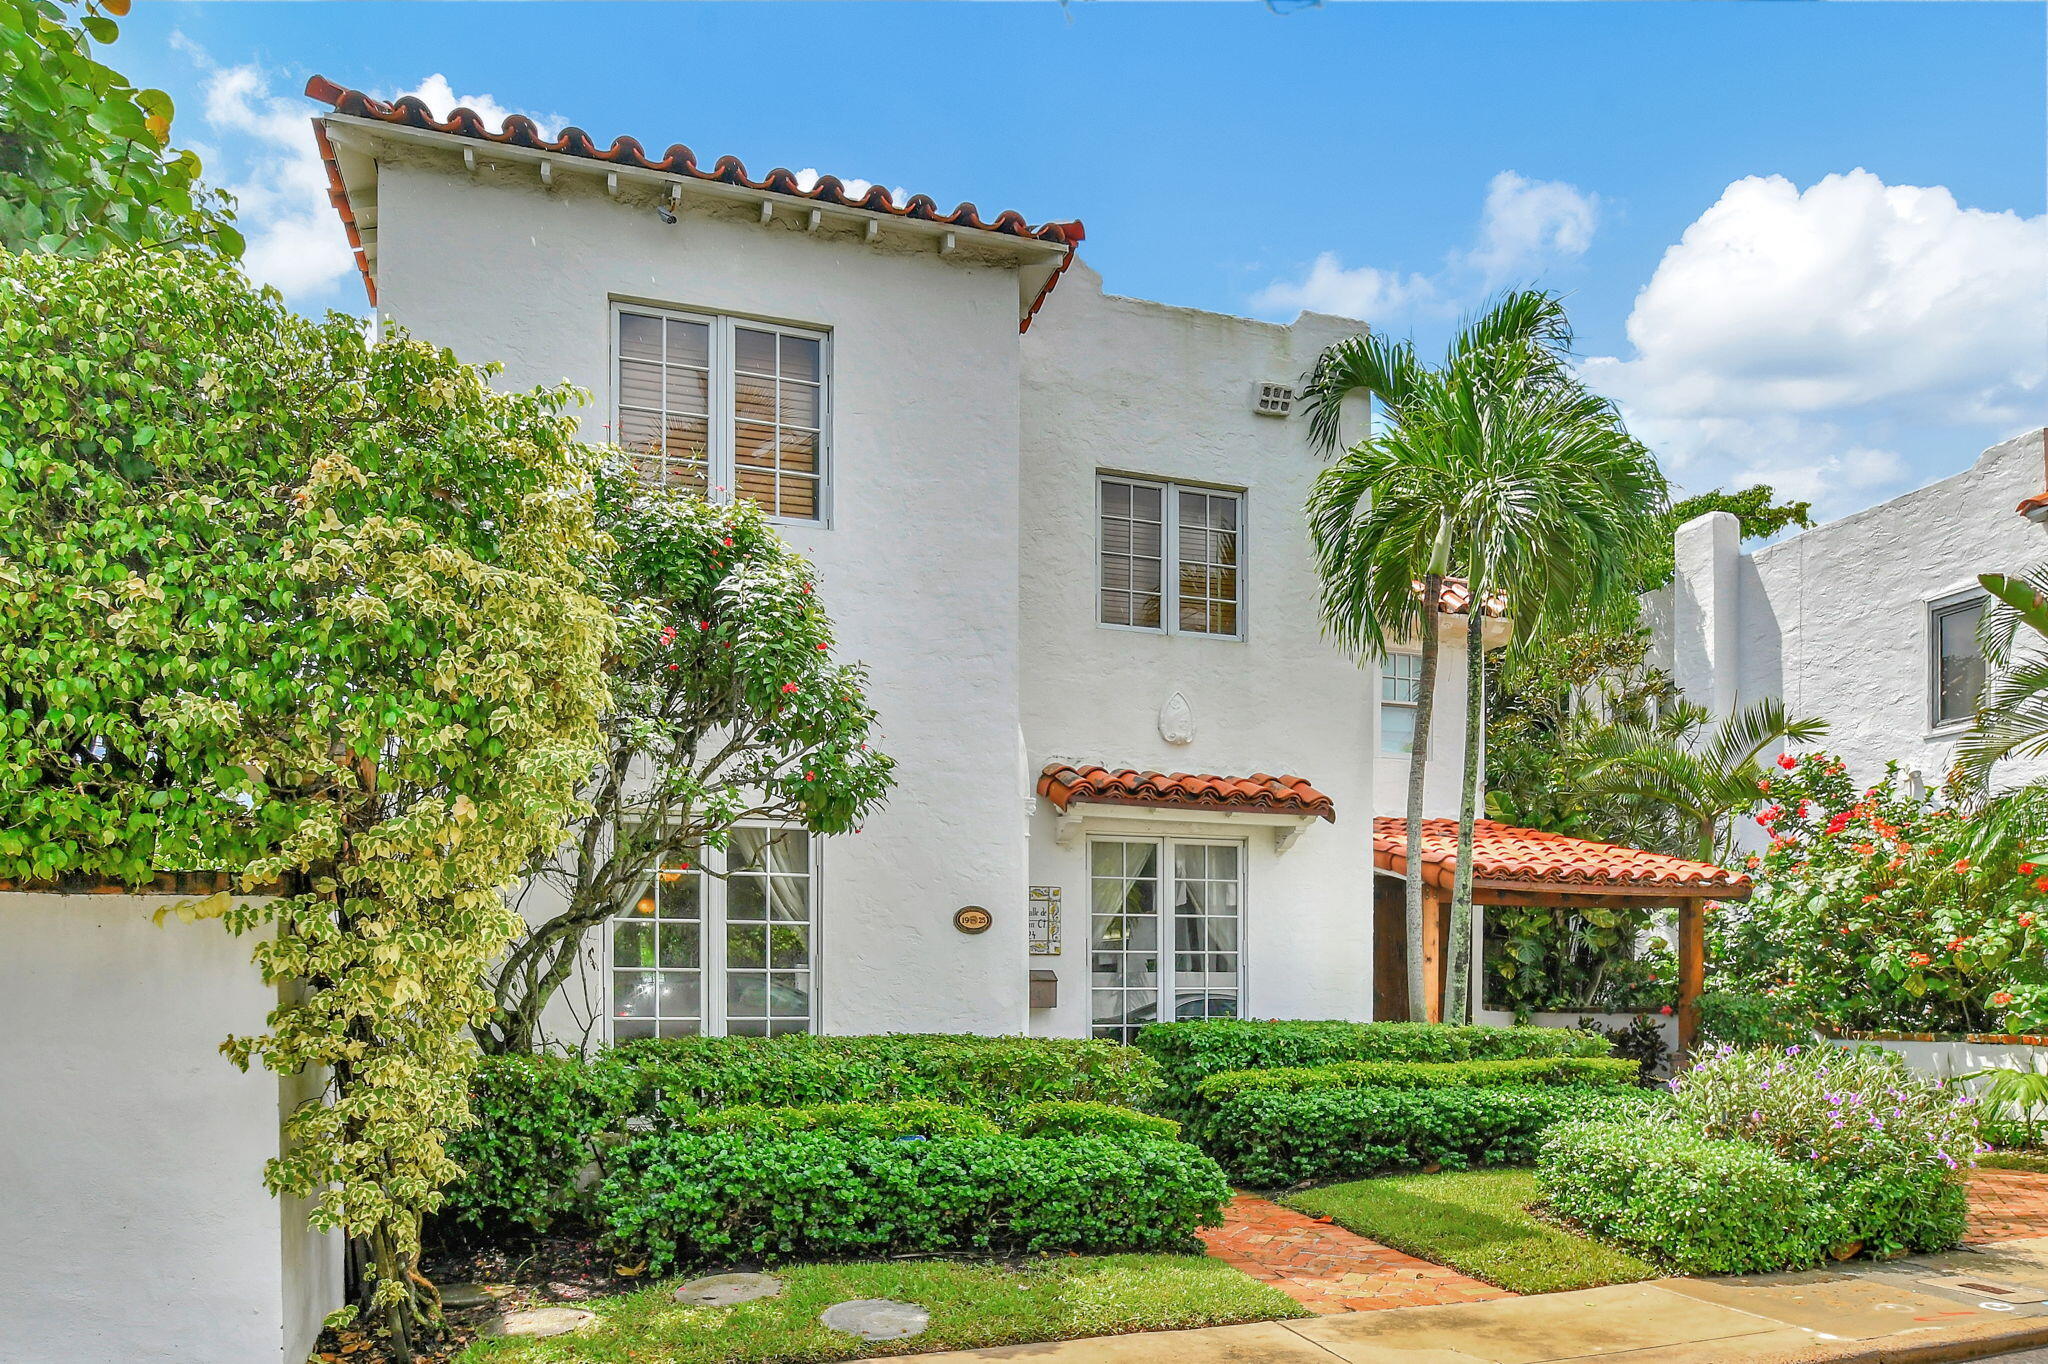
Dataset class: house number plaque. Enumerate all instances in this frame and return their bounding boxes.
[953,905,993,934]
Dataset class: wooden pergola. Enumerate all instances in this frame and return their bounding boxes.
[1372,818,1752,1063]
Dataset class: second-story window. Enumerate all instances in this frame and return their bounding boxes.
[1381,652,1421,755]
[1098,475,1242,638]
[1931,593,1987,729]
[615,306,828,522]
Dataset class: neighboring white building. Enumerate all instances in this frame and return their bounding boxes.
[304,78,1503,1047]
[1652,427,2048,795]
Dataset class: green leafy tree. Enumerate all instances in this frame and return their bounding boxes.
[1305,292,1666,1021]
[0,0,241,257]
[1955,569,2048,792]
[1575,698,1828,863]
[0,247,610,1357]
[478,474,894,1055]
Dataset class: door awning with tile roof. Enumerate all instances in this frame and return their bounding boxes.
[1372,817,1749,900]
[1038,764,1334,853]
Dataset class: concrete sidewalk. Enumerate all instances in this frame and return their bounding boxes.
[883,1237,2048,1364]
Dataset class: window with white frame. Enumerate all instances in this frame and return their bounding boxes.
[608,827,815,1039]
[614,307,828,522]
[1089,838,1242,1045]
[1381,652,1422,755]
[1098,476,1242,636]
[1931,594,1987,729]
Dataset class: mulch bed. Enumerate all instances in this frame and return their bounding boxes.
[311,1233,651,1364]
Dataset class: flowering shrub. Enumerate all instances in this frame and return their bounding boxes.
[1712,753,2048,1034]
[1667,1045,1979,1257]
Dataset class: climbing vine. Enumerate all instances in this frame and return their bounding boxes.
[0,247,610,1355]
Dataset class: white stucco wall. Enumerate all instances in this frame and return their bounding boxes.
[1016,267,1476,1032]
[0,893,340,1363]
[371,146,1034,1037]
[1662,428,2048,796]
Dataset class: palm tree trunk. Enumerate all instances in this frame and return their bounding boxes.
[1447,588,1486,1025]
[1404,576,1443,1022]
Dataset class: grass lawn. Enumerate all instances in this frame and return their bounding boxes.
[1285,1167,1660,1295]
[456,1252,1308,1363]
[1980,1152,2048,1173]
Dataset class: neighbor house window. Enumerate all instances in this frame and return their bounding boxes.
[1097,476,1242,637]
[1932,594,1987,729]
[609,827,815,1038]
[1381,652,1421,755]
[615,306,827,522]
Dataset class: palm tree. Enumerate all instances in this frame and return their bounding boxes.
[1955,569,2048,792]
[1576,698,1829,862]
[1305,292,1667,1021]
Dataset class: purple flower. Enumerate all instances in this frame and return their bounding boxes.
[1787,1045,1803,1055]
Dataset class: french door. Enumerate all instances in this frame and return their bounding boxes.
[1090,837,1243,1044]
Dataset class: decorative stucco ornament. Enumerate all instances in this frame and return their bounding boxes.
[1158,692,1195,745]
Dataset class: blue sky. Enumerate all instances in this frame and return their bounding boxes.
[123,1,2046,521]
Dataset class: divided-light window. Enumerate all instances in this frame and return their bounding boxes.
[614,306,828,522]
[1098,475,1243,637]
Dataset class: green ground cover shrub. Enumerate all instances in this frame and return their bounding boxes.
[1135,1020,1610,1110]
[595,1130,1231,1273]
[439,1054,638,1235]
[1537,1120,1836,1274]
[1202,1084,1660,1186]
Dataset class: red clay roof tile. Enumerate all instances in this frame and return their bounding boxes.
[1038,764,1335,822]
[1373,817,1748,896]
[304,76,1082,328]
[2020,491,2048,517]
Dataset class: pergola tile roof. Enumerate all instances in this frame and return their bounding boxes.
[1373,817,1749,897]
[1038,765,1335,822]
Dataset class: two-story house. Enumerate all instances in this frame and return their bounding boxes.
[305,77,1504,1043]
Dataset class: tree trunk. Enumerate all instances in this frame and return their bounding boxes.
[1447,590,1486,1025]
[1404,577,1443,1022]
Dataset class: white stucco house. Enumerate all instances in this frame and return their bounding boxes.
[1653,426,2048,796]
[296,76,1528,1051]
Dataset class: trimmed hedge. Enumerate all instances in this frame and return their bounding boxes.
[615,1032,1161,1117]
[595,1130,1231,1273]
[439,1053,635,1235]
[1203,1084,1661,1186]
[1136,1020,1609,1109]
[1537,1120,1837,1274]
[1012,1100,1182,1142]
[677,1100,1001,1139]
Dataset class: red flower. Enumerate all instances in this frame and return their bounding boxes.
[1862,894,1878,904]
[780,682,798,694]
[1909,951,1933,967]
[665,662,679,672]
[805,770,816,781]
[1825,811,1851,835]
[1778,753,1798,770]
[816,643,828,651]
[1659,1005,1674,1016]
[1949,936,1969,951]
[1954,858,1973,873]
[1995,992,2015,1006]
[2035,875,2048,894]
[2023,914,2036,928]
[1759,778,1772,793]
[722,536,734,547]
[697,620,710,631]
[2023,863,2038,875]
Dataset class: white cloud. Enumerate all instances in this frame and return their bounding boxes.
[1251,169,1596,324]
[173,41,355,299]
[1249,253,1440,324]
[1582,169,2047,516]
[1460,171,1599,286]
[385,74,557,141]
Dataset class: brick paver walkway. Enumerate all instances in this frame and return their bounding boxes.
[1197,1193,1513,1314]
[1969,1169,2048,1244]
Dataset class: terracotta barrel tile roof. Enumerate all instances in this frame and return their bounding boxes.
[1373,817,1748,896]
[2020,491,2048,517]
[305,77,1083,323]
[1039,764,1335,822]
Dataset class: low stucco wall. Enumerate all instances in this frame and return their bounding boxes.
[0,892,341,1363]
[1823,1031,2048,1086]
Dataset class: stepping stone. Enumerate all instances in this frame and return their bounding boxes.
[819,1298,929,1341]
[437,1281,493,1311]
[673,1272,784,1307]
[500,1306,596,1338]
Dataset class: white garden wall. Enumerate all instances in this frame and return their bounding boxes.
[0,891,340,1363]
[1823,1032,2048,1087]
